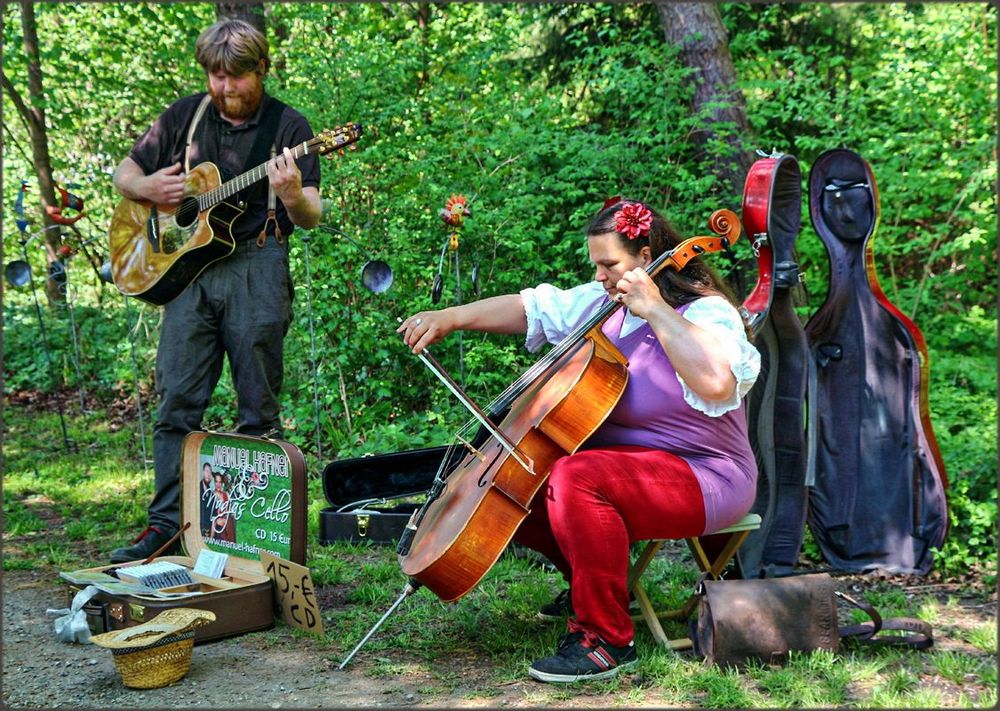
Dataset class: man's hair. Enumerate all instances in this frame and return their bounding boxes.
[195,18,270,76]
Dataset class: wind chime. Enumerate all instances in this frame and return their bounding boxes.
[302,222,394,461]
[4,179,82,452]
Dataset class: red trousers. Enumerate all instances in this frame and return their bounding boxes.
[513,446,706,647]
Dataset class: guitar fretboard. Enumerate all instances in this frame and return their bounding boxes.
[196,141,313,210]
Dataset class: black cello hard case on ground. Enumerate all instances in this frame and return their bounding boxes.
[62,431,307,643]
[318,446,446,544]
[736,151,812,579]
[803,148,948,575]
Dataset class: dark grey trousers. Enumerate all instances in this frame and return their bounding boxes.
[147,237,293,530]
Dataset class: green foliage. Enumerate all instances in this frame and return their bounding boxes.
[2,3,995,583]
[728,3,997,319]
[920,309,998,580]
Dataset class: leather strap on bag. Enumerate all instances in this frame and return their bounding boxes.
[692,574,934,668]
[836,590,934,649]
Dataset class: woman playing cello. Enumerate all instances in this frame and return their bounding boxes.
[398,198,760,683]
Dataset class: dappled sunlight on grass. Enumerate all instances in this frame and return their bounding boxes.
[964,620,997,655]
[3,401,996,707]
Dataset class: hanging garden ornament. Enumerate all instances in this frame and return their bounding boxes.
[439,194,471,228]
[432,193,473,304]
[46,183,86,226]
[15,180,29,234]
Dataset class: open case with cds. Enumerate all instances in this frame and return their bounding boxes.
[60,431,306,643]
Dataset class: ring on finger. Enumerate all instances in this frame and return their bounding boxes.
[414,318,423,326]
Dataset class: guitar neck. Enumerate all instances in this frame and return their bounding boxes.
[197,141,311,210]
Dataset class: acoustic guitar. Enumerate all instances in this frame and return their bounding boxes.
[109,123,362,305]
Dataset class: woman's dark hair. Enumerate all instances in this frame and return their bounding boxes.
[585,198,740,309]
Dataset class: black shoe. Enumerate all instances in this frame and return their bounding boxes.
[537,588,640,622]
[537,588,573,621]
[109,525,180,564]
[529,631,637,683]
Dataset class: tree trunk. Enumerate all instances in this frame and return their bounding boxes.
[656,2,754,206]
[215,2,265,32]
[4,1,63,303]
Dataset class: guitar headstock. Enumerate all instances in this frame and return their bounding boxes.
[312,123,363,156]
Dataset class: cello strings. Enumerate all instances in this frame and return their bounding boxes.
[484,238,706,414]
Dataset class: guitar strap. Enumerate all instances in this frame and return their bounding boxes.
[184,94,213,174]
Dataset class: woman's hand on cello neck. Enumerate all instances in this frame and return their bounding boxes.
[612,267,665,321]
[398,295,529,354]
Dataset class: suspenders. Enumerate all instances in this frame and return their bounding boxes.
[258,145,282,247]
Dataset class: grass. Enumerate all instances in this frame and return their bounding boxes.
[3,401,997,708]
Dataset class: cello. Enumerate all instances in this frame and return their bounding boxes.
[396,208,743,603]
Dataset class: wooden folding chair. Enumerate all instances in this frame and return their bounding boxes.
[626,512,762,649]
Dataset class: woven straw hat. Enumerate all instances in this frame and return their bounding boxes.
[91,608,216,689]
[91,608,216,649]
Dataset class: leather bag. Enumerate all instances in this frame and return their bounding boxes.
[691,573,932,667]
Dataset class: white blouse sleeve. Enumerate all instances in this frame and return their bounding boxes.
[519,281,607,353]
[679,296,761,416]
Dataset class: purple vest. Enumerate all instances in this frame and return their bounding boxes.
[584,305,757,533]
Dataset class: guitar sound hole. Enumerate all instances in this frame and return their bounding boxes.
[173,197,200,229]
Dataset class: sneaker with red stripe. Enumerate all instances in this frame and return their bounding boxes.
[528,629,637,683]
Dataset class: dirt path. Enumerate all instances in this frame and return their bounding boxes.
[3,567,996,708]
[2,568,620,708]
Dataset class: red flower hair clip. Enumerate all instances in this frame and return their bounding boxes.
[614,202,653,240]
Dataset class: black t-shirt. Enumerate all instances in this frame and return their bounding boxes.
[128,92,321,242]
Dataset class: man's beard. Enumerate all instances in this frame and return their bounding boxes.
[210,78,264,121]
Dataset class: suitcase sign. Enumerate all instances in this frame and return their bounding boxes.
[186,432,302,563]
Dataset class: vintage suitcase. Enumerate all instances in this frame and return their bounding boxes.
[63,431,307,643]
[318,445,448,544]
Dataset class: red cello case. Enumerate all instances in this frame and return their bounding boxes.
[734,152,812,578]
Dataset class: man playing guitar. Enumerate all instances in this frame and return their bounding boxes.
[109,17,321,563]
